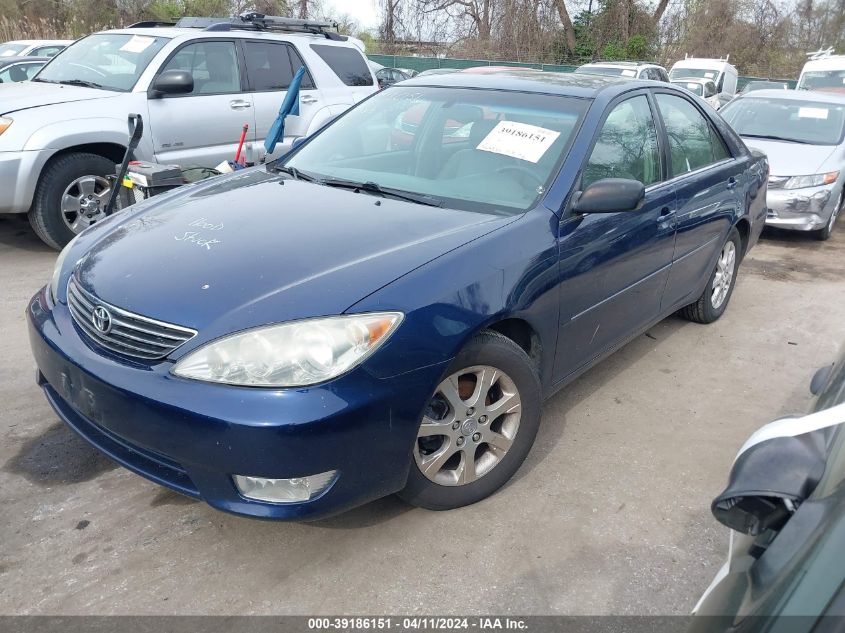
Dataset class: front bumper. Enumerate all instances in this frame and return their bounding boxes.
[765,183,838,231]
[0,149,50,214]
[27,287,445,520]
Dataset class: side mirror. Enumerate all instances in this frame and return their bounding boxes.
[711,422,828,535]
[573,178,645,214]
[149,70,194,98]
[810,363,835,395]
[291,136,308,151]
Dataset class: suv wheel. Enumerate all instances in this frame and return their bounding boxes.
[399,330,541,510]
[29,152,115,249]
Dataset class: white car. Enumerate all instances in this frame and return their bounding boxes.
[0,39,73,58]
[0,15,378,249]
[576,61,669,82]
[671,77,722,109]
[669,57,739,95]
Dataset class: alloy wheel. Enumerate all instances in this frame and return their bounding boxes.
[711,240,736,309]
[61,175,112,234]
[414,365,522,486]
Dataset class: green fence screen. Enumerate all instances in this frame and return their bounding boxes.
[367,54,797,90]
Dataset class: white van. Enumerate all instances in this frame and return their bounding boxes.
[797,50,845,92]
[669,57,739,95]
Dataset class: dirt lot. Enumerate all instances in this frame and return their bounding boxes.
[1,216,843,615]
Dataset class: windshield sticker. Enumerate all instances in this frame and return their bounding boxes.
[175,218,223,250]
[476,121,561,164]
[0,51,15,57]
[120,35,156,54]
[798,107,829,119]
[621,69,637,77]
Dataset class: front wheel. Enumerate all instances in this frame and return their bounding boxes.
[813,191,842,241]
[680,228,741,324]
[399,330,541,510]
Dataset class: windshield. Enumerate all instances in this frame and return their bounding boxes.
[670,67,720,81]
[578,66,634,77]
[798,69,845,92]
[720,96,845,145]
[35,33,169,92]
[674,81,704,96]
[0,43,26,57]
[283,86,588,215]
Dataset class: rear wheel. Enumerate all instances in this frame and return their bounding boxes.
[813,191,842,241]
[680,228,741,324]
[28,152,114,250]
[399,331,541,510]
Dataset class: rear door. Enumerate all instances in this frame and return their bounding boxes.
[554,92,677,380]
[147,39,256,168]
[653,91,746,310]
[241,39,321,162]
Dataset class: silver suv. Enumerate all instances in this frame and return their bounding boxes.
[0,16,378,248]
[576,61,670,82]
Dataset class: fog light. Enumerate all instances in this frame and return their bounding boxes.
[233,471,336,503]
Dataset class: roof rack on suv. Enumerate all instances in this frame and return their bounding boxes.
[174,12,346,40]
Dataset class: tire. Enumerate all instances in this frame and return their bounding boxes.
[28,152,115,250]
[813,191,842,241]
[398,330,541,510]
[680,227,741,324]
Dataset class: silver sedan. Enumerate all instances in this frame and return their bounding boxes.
[720,89,845,240]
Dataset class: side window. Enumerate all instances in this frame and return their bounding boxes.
[716,73,725,93]
[583,94,661,187]
[288,47,315,89]
[658,69,669,82]
[31,45,63,57]
[710,125,731,161]
[243,41,293,91]
[160,41,241,95]
[656,93,725,175]
[311,44,374,87]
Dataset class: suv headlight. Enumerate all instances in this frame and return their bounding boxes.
[783,171,839,190]
[0,117,11,136]
[49,234,81,303]
[172,312,403,387]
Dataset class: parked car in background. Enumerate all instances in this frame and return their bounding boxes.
[670,57,739,95]
[461,65,542,74]
[30,71,767,520]
[0,39,72,58]
[720,89,845,240]
[671,77,721,109]
[576,60,669,81]
[0,56,48,83]
[0,16,378,249]
[692,345,845,628]
[797,51,845,93]
[376,66,413,88]
[417,67,460,77]
[740,80,790,94]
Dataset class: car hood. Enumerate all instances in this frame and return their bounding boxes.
[742,137,838,176]
[73,168,514,340]
[0,81,118,115]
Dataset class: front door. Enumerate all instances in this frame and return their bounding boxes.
[554,93,677,381]
[147,39,256,168]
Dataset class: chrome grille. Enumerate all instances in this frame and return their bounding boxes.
[67,277,196,360]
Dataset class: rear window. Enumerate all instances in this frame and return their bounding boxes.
[311,44,373,86]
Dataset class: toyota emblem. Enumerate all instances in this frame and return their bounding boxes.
[91,306,112,334]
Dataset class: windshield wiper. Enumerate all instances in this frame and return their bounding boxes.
[56,79,105,89]
[272,165,318,182]
[318,178,443,207]
[741,133,811,144]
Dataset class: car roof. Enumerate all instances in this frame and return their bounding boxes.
[579,61,656,68]
[101,27,355,45]
[0,55,49,65]
[401,69,660,98]
[738,89,845,104]
[802,56,845,71]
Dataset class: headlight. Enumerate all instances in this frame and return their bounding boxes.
[172,312,403,387]
[782,171,839,190]
[0,117,11,136]
[49,234,81,303]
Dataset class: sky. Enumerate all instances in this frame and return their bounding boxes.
[322,0,380,30]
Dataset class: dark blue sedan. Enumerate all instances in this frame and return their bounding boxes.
[28,71,768,519]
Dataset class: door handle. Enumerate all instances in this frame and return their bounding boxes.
[300,94,318,104]
[659,207,676,219]
[229,99,252,110]
[727,176,738,189]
